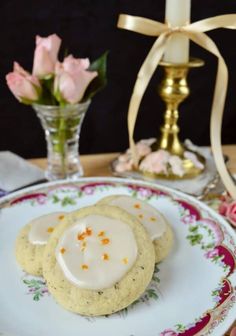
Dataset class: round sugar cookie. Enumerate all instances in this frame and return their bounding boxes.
[15,212,66,276]
[43,205,155,316]
[97,195,173,263]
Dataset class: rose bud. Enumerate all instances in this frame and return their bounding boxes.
[33,34,61,78]
[6,62,41,103]
[54,55,97,104]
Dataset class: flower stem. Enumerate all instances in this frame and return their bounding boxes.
[58,108,66,177]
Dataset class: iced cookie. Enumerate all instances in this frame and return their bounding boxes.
[98,195,173,263]
[15,212,66,276]
[43,205,155,316]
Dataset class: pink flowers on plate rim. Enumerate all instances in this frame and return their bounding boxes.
[219,194,236,228]
[6,34,107,106]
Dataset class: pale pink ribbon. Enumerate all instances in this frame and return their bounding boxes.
[117,14,236,199]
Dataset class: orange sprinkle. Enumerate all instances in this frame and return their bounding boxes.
[122,258,129,265]
[138,214,143,219]
[60,247,66,254]
[77,232,86,241]
[98,231,105,237]
[134,203,141,209]
[150,217,156,222]
[81,264,89,270]
[58,215,65,220]
[101,238,110,245]
[81,241,87,251]
[47,227,54,233]
[86,227,92,236]
[102,253,109,261]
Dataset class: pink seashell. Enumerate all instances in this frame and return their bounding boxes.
[168,155,185,177]
[136,142,152,157]
[139,150,170,174]
[118,153,130,163]
[115,161,133,173]
[184,151,204,170]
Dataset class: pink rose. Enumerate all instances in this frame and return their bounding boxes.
[54,55,97,104]
[182,214,196,225]
[204,249,218,259]
[230,327,236,336]
[138,187,152,198]
[6,62,41,102]
[33,34,61,78]
[83,187,94,195]
[160,329,178,336]
[226,201,236,227]
[219,201,229,216]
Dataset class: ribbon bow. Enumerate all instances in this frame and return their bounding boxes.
[118,14,236,199]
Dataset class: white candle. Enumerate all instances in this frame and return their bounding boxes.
[163,0,191,64]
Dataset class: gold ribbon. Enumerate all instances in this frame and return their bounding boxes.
[118,14,236,199]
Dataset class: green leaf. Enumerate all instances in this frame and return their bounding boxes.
[154,265,160,274]
[206,243,214,249]
[38,77,58,105]
[52,194,60,203]
[132,299,140,306]
[152,276,160,283]
[61,197,76,206]
[176,324,186,332]
[19,97,34,105]
[64,48,69,59]
[82,51,108,101]
[77,191,83,197]
[147,288,158,299]
[33,292,41,301]
[187,234,203,245]
[189,226,198,232]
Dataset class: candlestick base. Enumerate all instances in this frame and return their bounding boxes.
[148,58,205,180]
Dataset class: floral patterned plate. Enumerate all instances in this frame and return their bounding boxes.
[0,177,235,336]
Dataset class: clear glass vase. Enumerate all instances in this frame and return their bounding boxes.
[33,101,91,181]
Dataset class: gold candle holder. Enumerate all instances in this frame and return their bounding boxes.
[152,58,206,179]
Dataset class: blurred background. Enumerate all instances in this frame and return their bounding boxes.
[1,0,236,158]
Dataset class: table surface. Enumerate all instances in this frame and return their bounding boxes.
[29,145,236,335]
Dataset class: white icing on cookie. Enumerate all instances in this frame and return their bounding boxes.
[28,212,66,245]
[56,215,138,290]
[108,195,166,240]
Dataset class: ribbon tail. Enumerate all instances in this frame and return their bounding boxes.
[187,14,236,33]
[127,33,168,167]
[185,30,236,199]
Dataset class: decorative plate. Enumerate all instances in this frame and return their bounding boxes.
[0,177,235,336]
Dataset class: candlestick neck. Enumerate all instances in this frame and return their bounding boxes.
[157,59,204,157]
[158,66,189,156]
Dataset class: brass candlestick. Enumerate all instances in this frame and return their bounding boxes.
[153,58,206,179]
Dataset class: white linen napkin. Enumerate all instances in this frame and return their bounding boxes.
[0,151,45,192]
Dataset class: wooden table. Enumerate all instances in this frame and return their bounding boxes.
[29,145,236,176]
[29,145,236,335]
